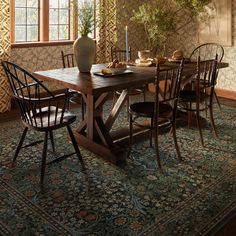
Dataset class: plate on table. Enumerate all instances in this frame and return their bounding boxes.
[93,69,133,77]
[168,58,191,64]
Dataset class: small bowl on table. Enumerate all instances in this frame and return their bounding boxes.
[138,50,150,60]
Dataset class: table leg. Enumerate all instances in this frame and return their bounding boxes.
[73,90,150,165]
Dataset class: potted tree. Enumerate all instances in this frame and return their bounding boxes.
[131,0,213,58]
[73,0,96,73]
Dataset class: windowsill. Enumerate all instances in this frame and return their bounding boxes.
[11,40,75,49]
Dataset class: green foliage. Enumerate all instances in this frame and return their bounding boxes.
[78,0,94,36]
[131,0,213,55]
[131,1,176,55]
[175,0,212,15]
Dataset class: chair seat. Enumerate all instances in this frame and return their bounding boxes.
[129,102,172,118]
[179,90,209,102]
[27,106,76,130]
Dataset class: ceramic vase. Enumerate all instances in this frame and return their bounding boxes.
[73,36,96,73]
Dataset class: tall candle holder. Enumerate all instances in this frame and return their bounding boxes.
[125,26,129,62]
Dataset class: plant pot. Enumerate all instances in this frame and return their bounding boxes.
[73,36,96,73]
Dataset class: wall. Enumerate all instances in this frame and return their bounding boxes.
[10,0,236,93]
[11,45,73,91]
[167,0,236,92]
[115,0,147,60]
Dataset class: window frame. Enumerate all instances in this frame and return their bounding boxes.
[10,0,75,48]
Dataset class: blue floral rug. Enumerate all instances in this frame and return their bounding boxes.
[0,100,236,236]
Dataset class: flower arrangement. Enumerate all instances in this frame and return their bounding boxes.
[78,0,94,37]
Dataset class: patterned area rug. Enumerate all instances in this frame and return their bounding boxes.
[0,99,236,236]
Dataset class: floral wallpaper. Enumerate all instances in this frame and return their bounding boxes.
[0,0,11,113]
[167,0,236,91]
[8,0,236,104]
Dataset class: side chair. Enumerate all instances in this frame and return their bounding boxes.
[111,46,146,119]
[178,56,218,146]
[127,61,184,170]
[189,43,224,110]
[61,50,85,119]
[2,61,85,186]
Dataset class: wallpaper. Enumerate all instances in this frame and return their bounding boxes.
[10,0,236,96]
[0,0,11,113]
[115,0,148,61]
[167,0,236,91]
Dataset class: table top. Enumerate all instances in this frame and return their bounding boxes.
[34,62,229,95]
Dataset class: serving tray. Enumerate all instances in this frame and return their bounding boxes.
[93,69,133,77]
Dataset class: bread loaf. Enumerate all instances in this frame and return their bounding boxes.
[101,68,112,75]
[172,50,184,60]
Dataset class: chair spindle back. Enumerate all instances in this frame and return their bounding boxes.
[155,61,184,105]
[61,51,75,68]
[2,61,70,129]
[190,43,224,62]
[111,46,131,62]
[196,55,218,91]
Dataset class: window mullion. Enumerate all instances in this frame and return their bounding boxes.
[40,0,49,41]
[10,0,15,43]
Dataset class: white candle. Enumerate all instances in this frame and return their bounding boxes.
[125,26,129,62]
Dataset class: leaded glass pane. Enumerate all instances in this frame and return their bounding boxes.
[59,9,69,24]
[49,0,58,8]
[15,26,26,41]
[15,0,26,7]
[27,0,38,7]
[59,25,68,40]
[49,25,59,40]
[15,8,26,25]
[27,8,38,24]
[49,9,59,24]
[59,0,69,8]
[27,26,38,41]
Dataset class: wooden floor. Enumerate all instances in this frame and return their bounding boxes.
[0,96,235,235]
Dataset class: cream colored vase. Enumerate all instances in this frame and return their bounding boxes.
[73,36,96,73]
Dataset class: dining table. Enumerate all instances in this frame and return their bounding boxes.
[34,61,229,165]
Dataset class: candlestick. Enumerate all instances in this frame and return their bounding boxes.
[125,26,129,62]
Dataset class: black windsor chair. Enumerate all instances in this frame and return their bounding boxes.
[2,61,85,186]
[111,46,146,119]
[127,60,184,170]
[179,56,218,146]
[189,43,224,110]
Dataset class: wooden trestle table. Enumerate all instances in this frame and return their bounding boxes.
[34,62,228,164]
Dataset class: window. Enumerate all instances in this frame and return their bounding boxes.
[11,0,97,46]
[11,0,71,45]
[49,0,70,40]
[14,0,39,42]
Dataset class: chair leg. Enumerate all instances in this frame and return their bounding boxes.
[143,85,146,102]
[40,131,48,186]
[49,130,55,152]
[171,119,182,161]
[12,127,28,165]
[66,125,85,169]
[126,97,130,121]
[188,102,192,128]
[209,96,218,137]
[150,118,153,147]
[214,90,222,110]
[154,123,162,170]
[196,105,204,146]
[127,113,133,158]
